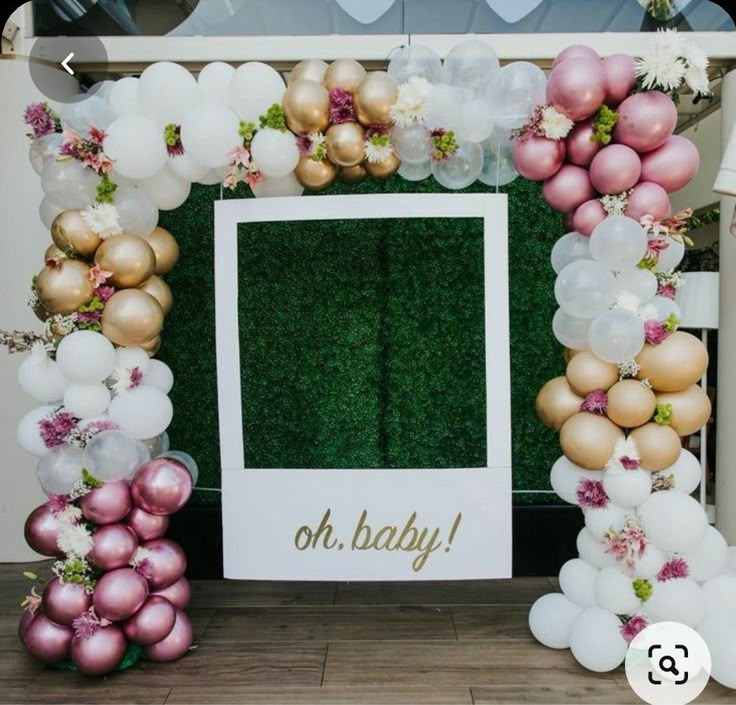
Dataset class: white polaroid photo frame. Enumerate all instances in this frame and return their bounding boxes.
[215,193,512,581]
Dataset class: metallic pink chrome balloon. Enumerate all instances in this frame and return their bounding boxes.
[80,481,132,525]
[624,181,672,222]
[88,523,138,571]
[614,91,677,153]
[18,609,36,642]
[152,576,192,609]
[565,120,601,167]
[551,44,600,69]
[93,567,148,621]
[144,608,193,662]
[546,57,606,121]
[543,164,595,214]
[126,506,170,541]
[142,538,187,590]
[24,505,65,557]
[22,613,73,663]
[589,144,642,195]
[602,54,637,106]
[41,577,92,627]
[640,135,700,193]
[71,625,127,675]
[131,458,193,516]
[122,595,176,645]
[573,199,607,237]
[511,136,565,182]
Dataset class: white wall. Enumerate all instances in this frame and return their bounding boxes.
[0,61,77,561]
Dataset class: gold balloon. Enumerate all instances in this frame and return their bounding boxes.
[636,331,708,392]
[324,59,366,93]
[365,151,401,180]
[288,58,329,85]
[535,376,584,431]
[629,422,682,471]
[44,243,66,260]
[326,123,365,167]
[102,289,164,347]
[606,379,657,429]
[566,351,620,396]
[559,413,624,471]
[339,163,368,184]
[36,259,94,315]
[564,348,585,364]
[95,235,156,289]
[353,71,399,126]
[282,79,330,135]
[294,156,337,191]
[141,226,180,276]
[51,210,102,257]
[138,275,173,316]
[656,386,712,436]
[140,336,162,357]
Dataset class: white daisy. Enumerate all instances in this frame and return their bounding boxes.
[364,140,394,164]
[390,76,433,128]
[55,504,83,524]
[56,523,93,558]
[80,203,122,239]
[539,106,574,140]
[636,48,687,92]
[615,292,641,313]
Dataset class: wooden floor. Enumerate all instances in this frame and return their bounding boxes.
[1,562,734,704]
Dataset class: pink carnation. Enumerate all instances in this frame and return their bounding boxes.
[620,456,641,470]
[39,411,77,448]
[94,285,115,302]
[620,614,649,643]
[581,389,608,415]
[296,134,313,156]
[72,609,111,640]
[24,103,57,139]
[644,320,670,346]
[576,478,609,509]
[329,88,356,124]
[656,557,689,582]
[130,366,144,389]
[46,494,71,513]
[657,282,676,299]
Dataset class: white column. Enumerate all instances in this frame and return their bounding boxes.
[715,70,736,543]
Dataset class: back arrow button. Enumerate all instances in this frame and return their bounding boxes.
[61,52,75,75]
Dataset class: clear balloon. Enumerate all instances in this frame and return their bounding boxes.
[142,432,170,457]
[430,141,483,190]
[180,103,242,169]
[250,128,300,179]
[457,97,495,143]
[85,430,146,482]
[251,172,304,197]
[397,160,431,182]
[441,40,499,97]
[388,45,442,85]
[392,125,432,165]
[198,61,236,105]
[114,187,159,236]
[29,133,63,175]
[60,96,114,133]
[424,84,463,131]
[587,309,645,363]
[39,197,64,229]
[478,127,518,187]
[139,62,201,126]
[158,450,199,486]
[614,268,658,303]
[107,76,141,117]
[139,169,191,211]
[229,62,286,123]
[589,216,648,271]
[41,159,98,210]
[103,115,169,180]
[552,308,591,350]
[37,446,95,496]
[487,62,547,129]
[554,260,615,319]
[551,232,591,274]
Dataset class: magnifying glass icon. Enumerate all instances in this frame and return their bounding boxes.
[659,655,679,676]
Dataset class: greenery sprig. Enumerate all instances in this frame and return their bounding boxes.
[590,105,619,145]
[259,103,287,132]
[96,173,117,204]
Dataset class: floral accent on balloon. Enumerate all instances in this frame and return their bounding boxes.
[56,523,94,559]
[24,102,61,140]
[60,127,113,176]
[603,516,647,575]
[364,125,393,164]
[590,105,619,145]
[389,76,432,128]
[329,88,357,125]
[259,103,288,132]
[651,471,675,492]
[296,132,327,161]
[619,613,649,643]
[605,438,641,473]
[576,478,609,509]
[430,129,459,162]
[618,359,641,380]
[632,579,653,603]
[644,319,671,346]
[580,389,608,415]
[81,204,122,240]
[512,105,574,141]
[163,124,184,157]
[599,191,629,216]
[656,557,690,582]
[72,609,112,639]
[653,402,674,425]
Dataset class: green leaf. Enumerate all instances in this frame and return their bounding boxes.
[654,402,673,426]
[118,641,145,671]
[82,467,103,488]
[22,571,38,581]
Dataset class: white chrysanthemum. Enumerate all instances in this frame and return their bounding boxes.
[130,546,153,568]
[639,303,658,321]
[636,49,686,92]
[56,523,93,558]
[616,292,641,313]
[653,27,685,54]
[55,505,83,523]
[684,64,711,96]
[80,203,122,239]
[605,437,641,475]
[540,106,574,140]
[390,76,432,128]
[682,41,708,70]
[109,365,137,396]
[364,140,393,164]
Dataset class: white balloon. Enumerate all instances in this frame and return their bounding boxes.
[139,169,191,211]
[139,62,200,126]
[398,160,431,182]
[559,559,598,607]
[595,566,640,614]
[457,98,494,142]
[104,115,168,180]
[30,133,63,175]
[388,44,442,85]
[549,456,600,505]
[584,503,628,538]
[63,383,111,419]
[577,528,617,569]
[85,429,144,482]
[108,387,173,439]
[679,526,728,582]
[114,187,159,236]
[37,445,95,496]
[56,331,116,384]
[588,309,645,364]
[425,83,463,131]
[555,260,615,319]
[649,295,681,323]
[633,544,667,579]
[107,76,142,117]
[250,128,299,179]
[198,62,236,105]
[90,80,115,100]
[41,159,97,209]
[569,607,628,672]
[181,103,241,169]
[478,127,518,187]
[17,405,59,456]
[251,172,304,198]
[144,360,174,394]
[60,95,114,133]
[551,232,591,275]
[646,578,704,627]
[198,169,225,186]
[115,346,151,375]
[39,197,64,229]
[590,216,648,271]
[614,268,658,303]
[229,62,286,123]
[698,616,736,688]
[167,152,210,183]
[638,491,708,553]
[701,575,736,620]
[552,308,591,350]
[528,593,582,649]
[17,353,69,403]
[602,468,652,508]
[430,140,483,190]
[392,125,432,165]
[655,237,685,272]
[442,39,499,97]
[660,449,701,494]
[487,62,547,129]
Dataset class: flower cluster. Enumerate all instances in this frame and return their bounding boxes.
[81,203,122,239]
[620,614,650,643]
[606,438,642,473]
[603,515,647,575]
[651,471,675,491]
[131,546,154,580]
[73,609,112,639]
[641,208,694,246]
[37,407,117,450]
[656,557,689,582]
[581,389,608,415]
[653,402,673,426]
[0,329,51,355]
[430,129,459,161]
[632,578,653,602]
[513,105,574,141]
[590,105,619,145]
[600,191,630,217]
[23,102,61,140]
[296,132,327,161]
[259,103,287,131]
[618,359,641,380]
[389,76,432,128]
[364,125,393,164]
[224,122,263,190]
[56,522,93,559]
[164,123,184,156]
[576,478,609,509]
[60,126,113,175]
[656,270,683,299]
[329,88,356,125]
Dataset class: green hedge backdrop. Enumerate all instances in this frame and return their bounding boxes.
[157,176,565,506]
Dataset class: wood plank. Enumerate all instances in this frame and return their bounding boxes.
[612,671,736,703]
[451,606,531,640]
[202,606,455,642]
[1,685,171,704]
[189,580,337,607]
[472,684,640,704]
[334,578,550,606]
[167,686,472,704]
[323,640,617,687]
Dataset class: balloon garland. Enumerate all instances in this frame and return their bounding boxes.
[5,30,732,684]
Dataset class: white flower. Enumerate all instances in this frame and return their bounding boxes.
[653,27,685,54]
[615,292,641,313]
[390,76,432,128]
[636,48,686,92]
[55,504,83,523]
[80,203,122,239]
[683,64,711,96]
[364,139,393,164]
[540,106,574,140]
[56,523,93,558]
[68,479,92,500]
[605,437,641,474]
[30,340,51,368]
[618,359,641,380]
[130,546,153,568]
[45,313,78,337]
[639,303,658,321]
[600,193,629,217]
[307,131,325,157]
[682,42,708,70]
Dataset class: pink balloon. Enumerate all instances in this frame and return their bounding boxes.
[543,164,596,213]
[18,609,36,642]
[71,625,126,675]
[41,577,92,627]
[88,523,138,571]
[144,608,193,662]
[640,135,700,193]
[565,120,601,167]
[625,181,672,221]
[552,44,600,69]
[603,54,637,106]
[131,458,193,516]
[614,91,677,153]
[122,595,176,645]
[23,613,73,663]
[142,538,187,590]
[126,506,170,541]
[573,199,607,237]
[93,567,148,621]
[80,481,132,525]
[24,505,65,557]
[589,144,641,195]
[152,576,192,609]
[511,136,565,181]
[546,57,606,121]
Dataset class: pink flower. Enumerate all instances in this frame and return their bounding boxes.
[39,411,78,448]
[329,88,356,124]
[656,557,689,582]
[577,478,609,509]
[296,135,313,156]
[657,282,676,299]
[94,285,115,302]
[23,103,57,139]
[72,609,111,640]
[23,587,42,615]
[223,172,237,190]
[365,124,389,139]
[604,517,648,575]
[646,237,670,262]
[89,265,113,287]
[245,170,264,188]
[134,558,154,581]
[581,389,608,415]
[229,146,251,168]
[620,614,649,643]
[46,494,70,513]
[620,456,641,470]
[87,125,108,146]
[130,366,144,389]
[76,310,102,324]
[644,320,670,345]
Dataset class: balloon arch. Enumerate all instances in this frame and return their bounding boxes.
[5,30,734,686]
